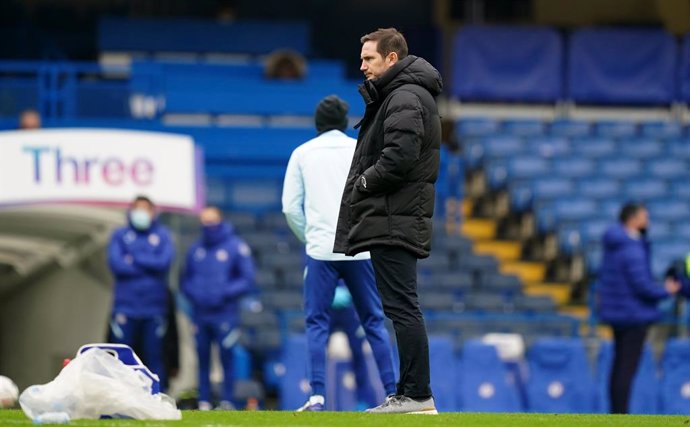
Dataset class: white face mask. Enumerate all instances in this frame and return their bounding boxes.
[129,209,152,230]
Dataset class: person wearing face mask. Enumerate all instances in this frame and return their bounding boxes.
[597,202,681,414]
[107,195,175,389]
[180,206,256,411]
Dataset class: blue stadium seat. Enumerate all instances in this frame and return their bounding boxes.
[452,25,564,102]
[552,158,596,178]
[508,157,551,179]
[624,179,668,200]
[279,335,311,410]
[458,341,523,412]
[456,118,501,137]
[512,295,556,314]
[429,336,458,412]
[596,341,659,414]
[593,121,638,139]
[640,121,682,139]
[527,136,571,158]
[647,159,688,179]
[568,28,677,104]
[503,119,546,137]
[465,136,524,168]
[673,223,690,240]
[623,138,665,159]
[572,138,618,158]
[647,221,673,241]
[549,119,592,138]
[461,293,507,313]
[479,273,522,295]
[671,180,690,200]
[599,158,642,179]
[578,178,621,200]
[585,246,603,274]
[647,200,690,222]
[526,338,596,413]
[510,178,574,212]
[668,140,690,159]
[552,199,598,222]
[660,339,690,414]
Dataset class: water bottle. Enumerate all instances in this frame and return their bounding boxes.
[33,412,70,424]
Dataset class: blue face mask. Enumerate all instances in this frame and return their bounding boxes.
[130,209,152,231]
[202,223,224,244]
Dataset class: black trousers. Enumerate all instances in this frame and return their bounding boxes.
[610,324,648,414]
[370,245,432,399]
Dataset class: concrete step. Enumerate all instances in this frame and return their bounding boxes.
[524,282,571,305]
[500,261,546,283]
[461,218,497,240]
[474,240,522,262]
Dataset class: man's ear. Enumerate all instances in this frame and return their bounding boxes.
[386,51,398,66]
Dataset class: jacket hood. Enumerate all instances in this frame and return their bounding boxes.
[360,56,443,106]
[603,224,638,250]
[202,221,234,247]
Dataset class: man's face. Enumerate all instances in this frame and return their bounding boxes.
[20,111,41,130]
[132,200,155,217]
[634,208,650,231]
[360,41,396,80]
[200,208,222,226]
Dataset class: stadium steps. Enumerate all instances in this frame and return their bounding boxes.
[461,218,496,240]
[474,240,522,261]
[500,261,546,283]
[523,282,570,305]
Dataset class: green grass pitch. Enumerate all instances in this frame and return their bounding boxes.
[1,409,688,427]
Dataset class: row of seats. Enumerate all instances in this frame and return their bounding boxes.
[278,336,690,413]
[458,118,685,139]
[452,25,690,104]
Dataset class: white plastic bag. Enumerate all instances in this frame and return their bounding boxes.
[19,348,181,420]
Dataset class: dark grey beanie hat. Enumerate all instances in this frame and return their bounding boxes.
[315,95,349,134]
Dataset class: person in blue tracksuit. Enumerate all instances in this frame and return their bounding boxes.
[330,285,378,410]
[597,202,680,414]
[181,207,256,410]
[108,195,175,389]
[282,95,397,411]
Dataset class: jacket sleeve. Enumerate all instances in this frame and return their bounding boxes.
[281,151,307,243]
[132,230,175,273]
[359,90,424,194]
[624,245,669,301]
[107,231,143,277]
[222,240,256,300]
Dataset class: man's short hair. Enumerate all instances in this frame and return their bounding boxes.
[360,28,408,60]
[132,195,155,209]
[619,202,645,223]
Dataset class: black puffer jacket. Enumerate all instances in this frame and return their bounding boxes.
[333,55,443,258]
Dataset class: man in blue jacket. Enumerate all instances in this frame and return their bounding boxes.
[181,207,256,410]
[597,202,680,414]
[108,195,175,389]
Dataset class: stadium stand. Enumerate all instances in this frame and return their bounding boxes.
[659,339,690,414]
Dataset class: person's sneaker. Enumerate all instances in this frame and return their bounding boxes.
[198,401,213,411]
[366,395,438,414]
[216,400,235,411]
[296,395,325,412]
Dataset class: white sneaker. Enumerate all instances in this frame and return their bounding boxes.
[366,395,438,414]
[296,395,325,412]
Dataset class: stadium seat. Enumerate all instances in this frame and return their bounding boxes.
[623,138,666,159]
[429,335,458,412]
[461,293,507,313]
[552,158,596,178]
[478,273,522,295]
[623,179,667,200]
[647,200,690,222]
[456,118,501,137]
[667,139,690,159]
[512,295,556,314]
[599,158,642,179]
[458,341,523,412]
[527,136,571,158]
[262,291,303,311]
[593,121,638,139]
[279,335,311,410]
[596,341,659,414]
[549,119,591,138]
[503,119,546,137]
[660,339,690,414]
[525,338,596,413]
[640,121,682,139]
[647,159,687,179]
[577,178,621,200]
[572,138,618,158]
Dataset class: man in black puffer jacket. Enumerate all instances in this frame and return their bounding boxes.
[334,28,442,414]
